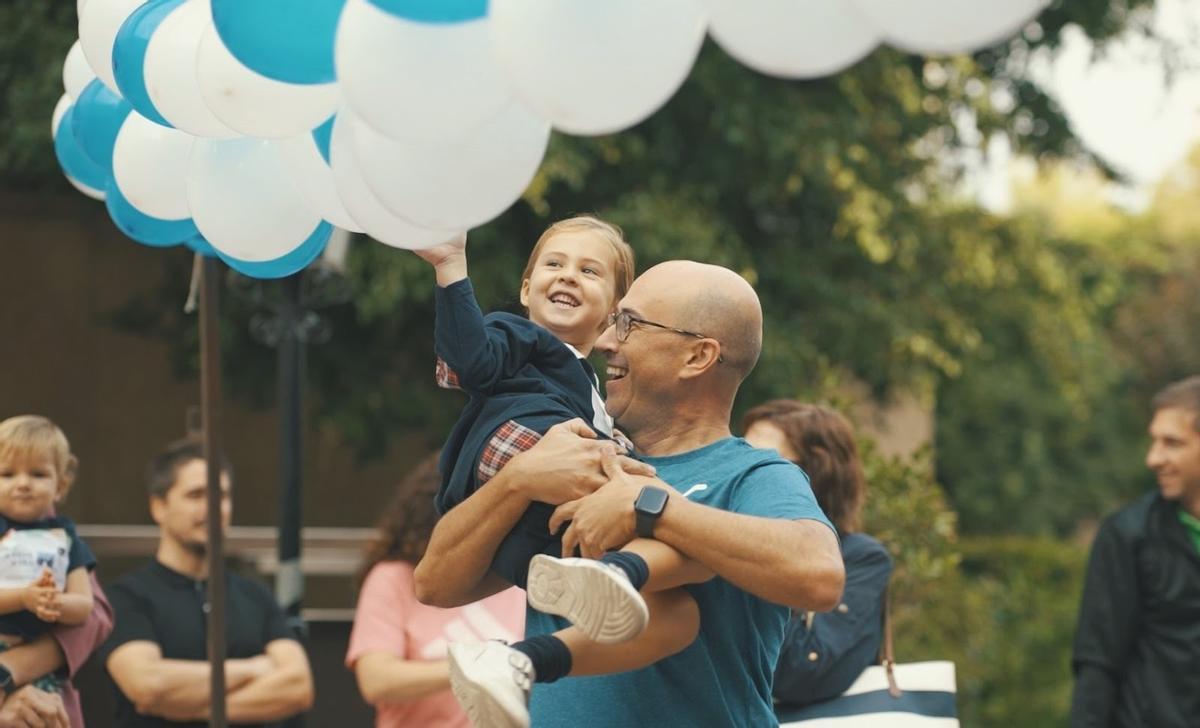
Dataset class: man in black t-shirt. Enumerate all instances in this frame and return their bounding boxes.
[98,439,313,727]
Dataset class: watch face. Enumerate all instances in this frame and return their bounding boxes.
[637,486,669,516]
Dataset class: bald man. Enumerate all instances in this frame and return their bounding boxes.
[416,261,844,728]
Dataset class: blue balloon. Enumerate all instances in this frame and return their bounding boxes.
[54,106,109,192]
[368,0,486,23]
[105,180,199,247]
[186,236,219,258]
[211,0,344,85]
[112,0,185,127]
[312,116,334,164]
[217,222,332,279]
[72,79,132,176]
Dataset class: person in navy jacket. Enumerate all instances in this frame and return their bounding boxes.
[744,400,893,707]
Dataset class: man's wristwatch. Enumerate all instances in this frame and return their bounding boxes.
[634,486,670,539]
[0,663,16,696]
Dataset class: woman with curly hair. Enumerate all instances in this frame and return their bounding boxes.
[346,453,524,727]
[743,401,893,707]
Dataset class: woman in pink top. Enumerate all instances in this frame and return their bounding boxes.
[347,454,525,727]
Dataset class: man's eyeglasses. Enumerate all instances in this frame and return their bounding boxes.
[606,311,724,363]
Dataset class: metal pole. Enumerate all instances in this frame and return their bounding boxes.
[277,273,305,727]
[200,256,228,728]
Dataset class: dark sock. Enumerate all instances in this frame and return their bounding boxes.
[512,634,573,684]
[600,551,649,591]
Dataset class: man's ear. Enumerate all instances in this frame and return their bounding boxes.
[679,340,722,380]
[149,496,166,526]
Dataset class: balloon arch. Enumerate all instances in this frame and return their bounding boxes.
[56,0,1047,279]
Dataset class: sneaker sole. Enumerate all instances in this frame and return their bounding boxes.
[526,554,649,644]
[447,644,529,728]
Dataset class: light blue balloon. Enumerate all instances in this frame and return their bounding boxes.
[211,0,344,85]
[368,0,486,23]
[186,236,219,258]
[112,0,185,128]
[217,222,332,279]
[312,115,334,164]
[54,105,109,192]
[72,79,132,176]
[105,180,199,247]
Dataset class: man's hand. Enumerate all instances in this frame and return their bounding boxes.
[0,686,68,728]
[511,420,655,506]
[551,450,664,558]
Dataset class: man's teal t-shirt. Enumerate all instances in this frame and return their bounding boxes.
[527,437,834,728]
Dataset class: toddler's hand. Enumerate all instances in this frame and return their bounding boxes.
[22,582,58,618]
[36,567,56,589]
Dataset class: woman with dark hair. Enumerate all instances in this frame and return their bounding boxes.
[743,401,893,707]
[346,453,525,727]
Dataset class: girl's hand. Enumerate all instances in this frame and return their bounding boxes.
[412,232,468,268]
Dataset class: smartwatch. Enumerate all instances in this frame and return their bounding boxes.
[634,486,669,539]
[0,663,15,696]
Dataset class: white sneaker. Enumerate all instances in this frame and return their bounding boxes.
[448,641,533,728]
[526,554,649,644]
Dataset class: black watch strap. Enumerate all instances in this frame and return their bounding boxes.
[634,486,669,539]
[0,664,15,695]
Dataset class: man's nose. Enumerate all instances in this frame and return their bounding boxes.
[1146,443,1163,469]
[595,323,617,354]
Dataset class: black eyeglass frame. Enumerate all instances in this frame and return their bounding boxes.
[607,311,724,364]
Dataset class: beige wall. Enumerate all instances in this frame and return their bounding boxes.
[0,190,425,532]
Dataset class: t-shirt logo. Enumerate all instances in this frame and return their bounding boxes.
[681,483,708,499]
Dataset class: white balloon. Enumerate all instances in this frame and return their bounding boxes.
[113,112,196,220]
[328,113,462,250]
[850,0,1048,55]
[196,22,340,139]
[705,0,880,79]
[490,0,707,136]
[52,94,72,136]
[63,40,96,101]
[336,0,511,144]
[188,137,324,260]
[352,102,549,230]
[144,0,238,138]
[78,0,144,93]
[274,130,363,233]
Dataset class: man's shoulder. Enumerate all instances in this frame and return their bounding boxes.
[1101,491,1160,538]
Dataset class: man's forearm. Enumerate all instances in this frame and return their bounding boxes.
[129,658,260,719]
[414,466,531,607]
[223,661,314,722]
[656,496,844,610]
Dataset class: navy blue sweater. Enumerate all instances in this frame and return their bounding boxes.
[433,279,604,514]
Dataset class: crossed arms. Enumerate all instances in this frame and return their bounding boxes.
[106,638,313,723]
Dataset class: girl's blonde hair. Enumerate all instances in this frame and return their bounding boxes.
[521,215,636,304]
[0,415,79,489]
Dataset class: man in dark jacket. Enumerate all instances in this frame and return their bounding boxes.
[1070,375,1200,728]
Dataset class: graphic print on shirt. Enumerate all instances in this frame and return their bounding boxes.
[419,602,523,659]
[0,529,70,589]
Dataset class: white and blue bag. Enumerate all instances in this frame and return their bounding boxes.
[777,594,958,727]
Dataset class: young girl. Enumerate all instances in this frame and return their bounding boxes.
[417,216,707,727]
[0,415,96,692]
